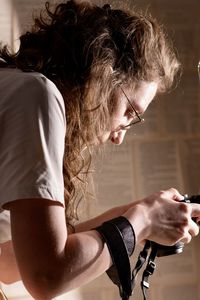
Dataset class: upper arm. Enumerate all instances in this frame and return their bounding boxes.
[0,73,66,209]
[9,198,68,299]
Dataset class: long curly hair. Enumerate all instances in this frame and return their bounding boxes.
[0,0,180,222]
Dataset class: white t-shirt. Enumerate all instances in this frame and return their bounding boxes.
[0,68,66,214]
[0,68,66,299]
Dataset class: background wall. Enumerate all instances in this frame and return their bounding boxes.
[0,0,200,299]
[90,1,200,300]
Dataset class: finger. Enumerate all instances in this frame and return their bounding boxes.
[191,203,200,218]
[179,233,192,244]
[195,217,200,224]
[161,187,184,201]
[188,219,199,237]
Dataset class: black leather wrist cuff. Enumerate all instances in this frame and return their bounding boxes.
[105,216,136,256]
[95,216,136,298]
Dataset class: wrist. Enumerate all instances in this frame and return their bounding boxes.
[122,202,151,244]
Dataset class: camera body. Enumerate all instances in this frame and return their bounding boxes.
[150,195,200,257]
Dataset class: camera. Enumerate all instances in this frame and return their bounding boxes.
[150,195,200,257]
[130,195,200,300]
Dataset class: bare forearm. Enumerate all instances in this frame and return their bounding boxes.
[63,231,112,290]
[12,188,196,300]
[24,230,112,300]
[75,203,133,233]
[0,241,21,284]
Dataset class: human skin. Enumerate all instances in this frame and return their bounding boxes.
[99,81,158,145]
[1,81,200,299]
[0,240,21,283]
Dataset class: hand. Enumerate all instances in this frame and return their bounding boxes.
[123,188,200,246]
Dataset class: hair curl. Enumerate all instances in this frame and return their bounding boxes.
[0,0,180,222]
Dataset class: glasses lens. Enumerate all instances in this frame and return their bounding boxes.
[120,87,145,128]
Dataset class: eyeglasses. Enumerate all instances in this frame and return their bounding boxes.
[120,88,145,128]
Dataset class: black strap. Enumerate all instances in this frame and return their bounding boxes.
[95,220,157,300]
[141,246,157,300]
[131,241,151,291]
[96,219,134,299]
[106,216,136,256]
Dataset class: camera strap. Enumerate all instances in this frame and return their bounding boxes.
[106,240,158,300]
[104,238,157,300]
[131,241,151,291]
[96,220,158,300]
[140,243,157,300]
[96,219,134,300]
[98,195,199,300]
[129,240,157,300]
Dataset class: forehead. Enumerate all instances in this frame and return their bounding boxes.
[110,81,158,112]
[124,80,157,92]
[121,81,158,113]
[122,81,158,99]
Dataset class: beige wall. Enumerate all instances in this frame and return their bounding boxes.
[82,1,200,300]
[0,0,200,299]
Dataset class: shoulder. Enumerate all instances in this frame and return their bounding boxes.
[22,72,66,116]
[0,68,64,106]
[0,69,66,125]
[21,71,64,108]
[24,72,63,101]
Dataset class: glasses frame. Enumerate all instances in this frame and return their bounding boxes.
[120,88,145,128]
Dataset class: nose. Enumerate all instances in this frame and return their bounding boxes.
[110,130,127,145]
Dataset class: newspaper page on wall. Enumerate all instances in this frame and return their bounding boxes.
[0,0,200,300]
[91,0,200,299]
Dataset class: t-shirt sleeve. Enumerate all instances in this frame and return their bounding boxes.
[0,74,66,210]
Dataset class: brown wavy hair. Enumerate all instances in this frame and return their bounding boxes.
[0,0,180,221]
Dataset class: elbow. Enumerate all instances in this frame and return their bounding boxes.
[22,269,71,300]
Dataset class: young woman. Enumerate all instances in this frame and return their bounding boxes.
[0,1,200,299]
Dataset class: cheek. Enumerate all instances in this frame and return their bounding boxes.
[110,108,126,129]
[110,118,121,132]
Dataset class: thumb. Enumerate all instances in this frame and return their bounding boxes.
[164,188,185,201]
